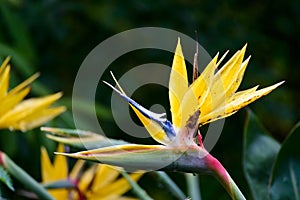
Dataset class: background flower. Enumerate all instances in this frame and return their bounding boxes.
[0,57,66,131]
[41,143,143,200]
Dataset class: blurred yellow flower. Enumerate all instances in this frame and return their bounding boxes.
[0,57,66,131]
[41,144,142,200]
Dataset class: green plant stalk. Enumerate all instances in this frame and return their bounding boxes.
[120,171,153,200]
[206,154,246,200]
[42,179,76,189]
[0,151,54,200]
[155,171,186,199]
[215,170,246,200]
[185,173,201,200]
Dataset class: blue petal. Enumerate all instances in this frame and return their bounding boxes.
[104,81,176,138]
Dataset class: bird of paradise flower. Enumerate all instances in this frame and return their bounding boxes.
[58,38,283,199]
[41,143,143,200]
[0,57,65,131]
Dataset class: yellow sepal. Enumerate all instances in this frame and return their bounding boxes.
[169,38,189,128]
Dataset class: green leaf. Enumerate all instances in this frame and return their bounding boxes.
[156,171,186,199]
[120,171,153,200]
[0,43,34,76]
[0,4,36,61]
[0,166,14,191]
[243,110,280,200]
[41,127,97,137]
[1,152,54,200]
[42,179,76,190]
[0,44,50,96]
[269,121,300,200]
[46,134,128,150]
[60,97,112,120]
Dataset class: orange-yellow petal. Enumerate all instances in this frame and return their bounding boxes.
[131,106,171,145]
[70,159,85,180]
[0,87,30,115]
[109,73,171,145]
[41,144,68,200]
[169,38,189,128]
[86,172,142,199]
[91,164,120,191]
[8,73,39,95]
[200,81,284,125]
[0,63,10,99]
[178,53,219,128]
[78,165,97,192]
[0,93,64,130]
[6,106,66,131]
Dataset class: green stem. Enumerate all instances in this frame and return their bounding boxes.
[206,154,246,200]
[155,171,186,199]
[0,151,54,200]
[120,171,153,200]
[185,173,201,200]
[226,174,246,200]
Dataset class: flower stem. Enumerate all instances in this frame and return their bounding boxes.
[0,151,54,200]
[155,171,186,199]
[185,173,201,200]
[120,171,153,200]
[206,154,246,200]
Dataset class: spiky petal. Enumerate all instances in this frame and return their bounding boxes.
[104,77,175,145]
[0,57,66,131]
[169,38,189,128]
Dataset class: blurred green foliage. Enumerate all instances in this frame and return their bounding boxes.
[0,0,299,199]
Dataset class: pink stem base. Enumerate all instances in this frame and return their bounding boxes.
[205,154,246,200]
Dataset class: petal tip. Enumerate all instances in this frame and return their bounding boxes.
[54,152,70,156]
[177,37,181,44]
[40,126,50,131]
[175,38,183,56]
[276,80,285,87]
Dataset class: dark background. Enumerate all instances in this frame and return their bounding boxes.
[0,0,299,199]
